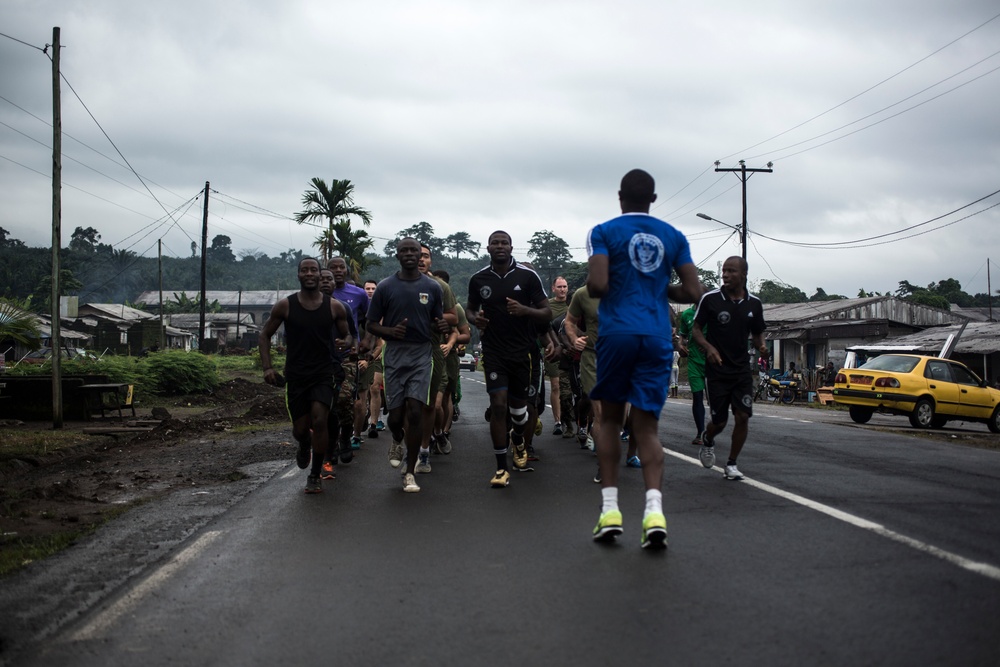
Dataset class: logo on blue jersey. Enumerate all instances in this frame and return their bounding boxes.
[628,233,664,273]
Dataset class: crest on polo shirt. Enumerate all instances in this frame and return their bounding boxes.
[629,233,664,273]
[419,292,429,305]
[480,286,492,300]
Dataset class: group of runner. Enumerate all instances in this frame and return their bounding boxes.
[259,168,769,549]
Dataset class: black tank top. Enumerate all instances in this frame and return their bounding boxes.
[284,293,337,382]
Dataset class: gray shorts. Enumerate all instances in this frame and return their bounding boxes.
[383,340,434,410]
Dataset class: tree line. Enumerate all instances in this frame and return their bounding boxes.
[2,176,996,315]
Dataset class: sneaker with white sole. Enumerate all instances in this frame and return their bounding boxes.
[699,445,715,469]
[593,509,623,541]
[439,432,453,455]
[641,513,668,549]
[724,463,744,480]
[402,473,420,492]
[416,450,432,473]
[388,441,404,468]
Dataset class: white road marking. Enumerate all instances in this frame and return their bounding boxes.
[665,448,1000,583]
[68,530,223,641]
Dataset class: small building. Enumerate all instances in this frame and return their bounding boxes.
[167,313,258,350]
[763,296,969,377]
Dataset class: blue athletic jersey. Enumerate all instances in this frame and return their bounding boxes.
[586,213,693,339]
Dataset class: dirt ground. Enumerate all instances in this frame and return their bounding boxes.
[0,378,293,556]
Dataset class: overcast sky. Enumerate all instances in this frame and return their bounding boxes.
[3,1,999,299]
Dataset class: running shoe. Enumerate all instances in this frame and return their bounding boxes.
[376,420,386,431]
[304,475,323,494]
[620,427,630,442]
[577,427,588,444]
[431,434,445,456]
[416,450,432,473]
[339,444,354,465]
[691,432,704,446]
[626,455,642,468]
[724,464,745,481]
[512,443,529,470]
[699,445,716,469]
[641,513,668,549]
[552,423,563,436]
[527,445,539,461]
[592,466,602,484]
[402,473,420,493]
[593,509,623,541]
[368,423,379,438]
[586,435,595,452]
[388,441,404,468]
[351,436,362,450]
[439,432,452,455]
[563,421,575,439]
[296,437,311,469]
[321,461,336,480]
[534,418,543,436]
[490,469,511,488]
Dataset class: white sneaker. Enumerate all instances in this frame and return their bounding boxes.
[724,464,744,481]
[415,450,432,473]
[388,441,404,468]
[402,473,420,492]
[699,445,715,469]
[586,435,595,452]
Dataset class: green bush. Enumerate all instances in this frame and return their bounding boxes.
[144,350,219,395]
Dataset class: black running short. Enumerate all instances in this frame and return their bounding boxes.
[482,349,533,401]
[705,372,754,425]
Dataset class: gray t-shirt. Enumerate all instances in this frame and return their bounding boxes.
[368,272,444,344]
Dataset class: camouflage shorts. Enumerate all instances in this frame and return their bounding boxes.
[335,360,358,424]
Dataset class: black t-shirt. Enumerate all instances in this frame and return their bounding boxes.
[693,288,766,378]
[467,258,547,357]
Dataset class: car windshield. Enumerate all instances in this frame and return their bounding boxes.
[859,355,920,373]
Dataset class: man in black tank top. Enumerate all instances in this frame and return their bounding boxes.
[260,258,351,494]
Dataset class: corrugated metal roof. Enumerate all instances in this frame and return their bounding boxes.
[847,322,1000,355]
[763,295,968,327]
[80,303,157,321]
[133,291,296,308]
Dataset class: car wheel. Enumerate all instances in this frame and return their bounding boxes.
[989,406,1000,434]
[930,416,948,429]
[849,406,873,424]
[908,398,935,429]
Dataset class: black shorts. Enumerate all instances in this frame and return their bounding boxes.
[285,377,336,423]
[482,349,534,401]
[705,372,754,424]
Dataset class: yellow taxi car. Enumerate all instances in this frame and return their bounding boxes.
[833,354,1000,432]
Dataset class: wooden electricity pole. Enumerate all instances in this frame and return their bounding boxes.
[199,181,209,352]
[714,160,773,261]
[50,26,63,429]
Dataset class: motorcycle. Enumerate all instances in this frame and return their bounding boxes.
[753,371,800,404]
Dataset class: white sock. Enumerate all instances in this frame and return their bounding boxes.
[644,489,663,518]
[601,487,619,513]
[419,446,430,455]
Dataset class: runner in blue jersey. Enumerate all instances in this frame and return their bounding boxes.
[328,256,371,455]
[587,169,703,549]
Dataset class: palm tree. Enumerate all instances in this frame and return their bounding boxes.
[0,298,41,349]
[294,178,372,262]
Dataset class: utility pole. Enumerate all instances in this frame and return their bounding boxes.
[50,26,63,429]
[158,239,165,349]
[714,160,773,261]
[199,181,209,353]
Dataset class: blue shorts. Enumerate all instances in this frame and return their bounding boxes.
[590,334,672,415]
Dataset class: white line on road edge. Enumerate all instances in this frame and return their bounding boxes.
[664,448,1000,583]
[68,529,224,641]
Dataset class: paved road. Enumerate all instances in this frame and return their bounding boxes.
[15,375,1000,666]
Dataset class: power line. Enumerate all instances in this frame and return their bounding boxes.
[756,188,1000,247]
[0,30,46,52]
[718,10,1000,162]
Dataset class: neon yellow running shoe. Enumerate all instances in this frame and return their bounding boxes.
[593,509,623,541]
[641,512,668,550]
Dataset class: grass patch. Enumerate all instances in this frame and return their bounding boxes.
[0,504,133,578]
[0,430,95,462]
